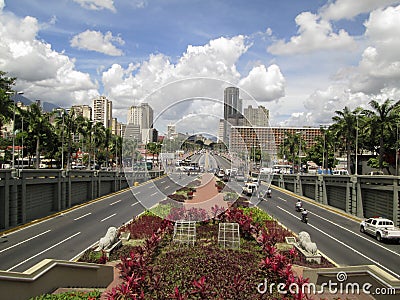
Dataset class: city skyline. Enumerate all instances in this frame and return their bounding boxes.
[1,1,400,131]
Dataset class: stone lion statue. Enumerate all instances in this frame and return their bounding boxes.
[96,227,118,251]
[298,231,318,254]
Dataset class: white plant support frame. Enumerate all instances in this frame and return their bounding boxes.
[218,222,240,249]
[173,220,197,246]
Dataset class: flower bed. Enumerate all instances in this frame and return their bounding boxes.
[99,206,331,299]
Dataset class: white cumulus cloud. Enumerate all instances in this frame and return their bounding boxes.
[238,64,285,102]
[320,0,400,20]
[70,30,124,56]
[337,5,400,94]
[267,12,356,55]
[0,8,98,106]
[101,36,286,127]
[73,0,116,12]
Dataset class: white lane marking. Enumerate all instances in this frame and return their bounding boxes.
[100,213,117,222]
[74,213,92,221]
[131,202,140,207]
[150,192,157,196]
[277,206,400,279]
[109,199,122,206]
[310,211,400,258]
[0,230,51,254]
[135,191,141,194]
[160,180,166,183]
[164,185,170,189]
[278,197,287,202]
[7,232,81,271]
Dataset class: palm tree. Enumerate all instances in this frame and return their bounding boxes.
[280,131,305,173]
[331,106,359,174]
[92,122,105,168]
[363,99,400,170]
[0,72,17,132]
[26,103,53,169]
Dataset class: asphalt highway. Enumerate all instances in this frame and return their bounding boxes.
[0,172,193,272]
[211,153,400,279]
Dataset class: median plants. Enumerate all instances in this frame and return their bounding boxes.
[99,205,321,299]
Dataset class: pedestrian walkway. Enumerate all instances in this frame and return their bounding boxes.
[184,173,228,213]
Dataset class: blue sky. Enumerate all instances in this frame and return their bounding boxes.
[1,0,400,135]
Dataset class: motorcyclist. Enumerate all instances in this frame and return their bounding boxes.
[295,200,302,211]
[301,208,308,222]
[266,188,272,197]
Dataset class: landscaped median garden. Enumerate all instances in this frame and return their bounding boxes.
[72,203,333,300]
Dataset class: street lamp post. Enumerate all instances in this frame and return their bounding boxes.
[296,131,302,174]
[6,91,24,170]
[61,110,65,170]
[355,115,359,175]
[396,124,399,176]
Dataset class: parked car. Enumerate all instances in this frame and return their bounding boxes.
[360,217,400,242]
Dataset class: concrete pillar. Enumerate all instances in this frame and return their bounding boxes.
[1,171,11,229]
[393,179,399,227]
[356,177,364,218]
[20,176,26,224]
[10,178,18,227]
[67,171,72,208]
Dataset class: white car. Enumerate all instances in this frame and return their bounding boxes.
[242,182,257,196]
[360,217,400,242]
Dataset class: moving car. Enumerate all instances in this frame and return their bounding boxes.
[242,182,257,196]
[360,217,400,242]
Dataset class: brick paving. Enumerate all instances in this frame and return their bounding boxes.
[184,172,228,212]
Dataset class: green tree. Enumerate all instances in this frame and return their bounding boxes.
[331,106,359,174]
[0,71,16,132]
[26,103,54,169]
[306,127,336,170]
[363,99,400,171]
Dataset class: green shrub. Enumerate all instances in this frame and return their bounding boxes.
[29,289,101,299]
[240,207,273,228]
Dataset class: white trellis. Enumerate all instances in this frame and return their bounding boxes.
[173,220,197,246]
[218,222,240,249]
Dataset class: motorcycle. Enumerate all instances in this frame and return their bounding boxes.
[301,213,308,224]
[295,204,302,212]
[266,189,272,198]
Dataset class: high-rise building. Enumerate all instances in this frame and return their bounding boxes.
[166,124,177,139]
[127,103,153,129]
[71,105,92,120]
[223,87,244,144]
[217,119,225,143]
[93,96,112,128]
[243,105,269,127]
[224,87,242,120]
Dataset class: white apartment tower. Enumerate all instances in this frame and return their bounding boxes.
[243,105,269,127]
[71,104,92,120]
[93,96,112,128]
[127,103,154,129]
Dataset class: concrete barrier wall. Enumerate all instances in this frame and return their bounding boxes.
[0,169,162,230]
[271,174,400,226]
[0,259,113,300]
[303,265,400,300]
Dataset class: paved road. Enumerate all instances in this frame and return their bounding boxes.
[210,153,400,279]
[0,173,193,272]
[257,186,400,279]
